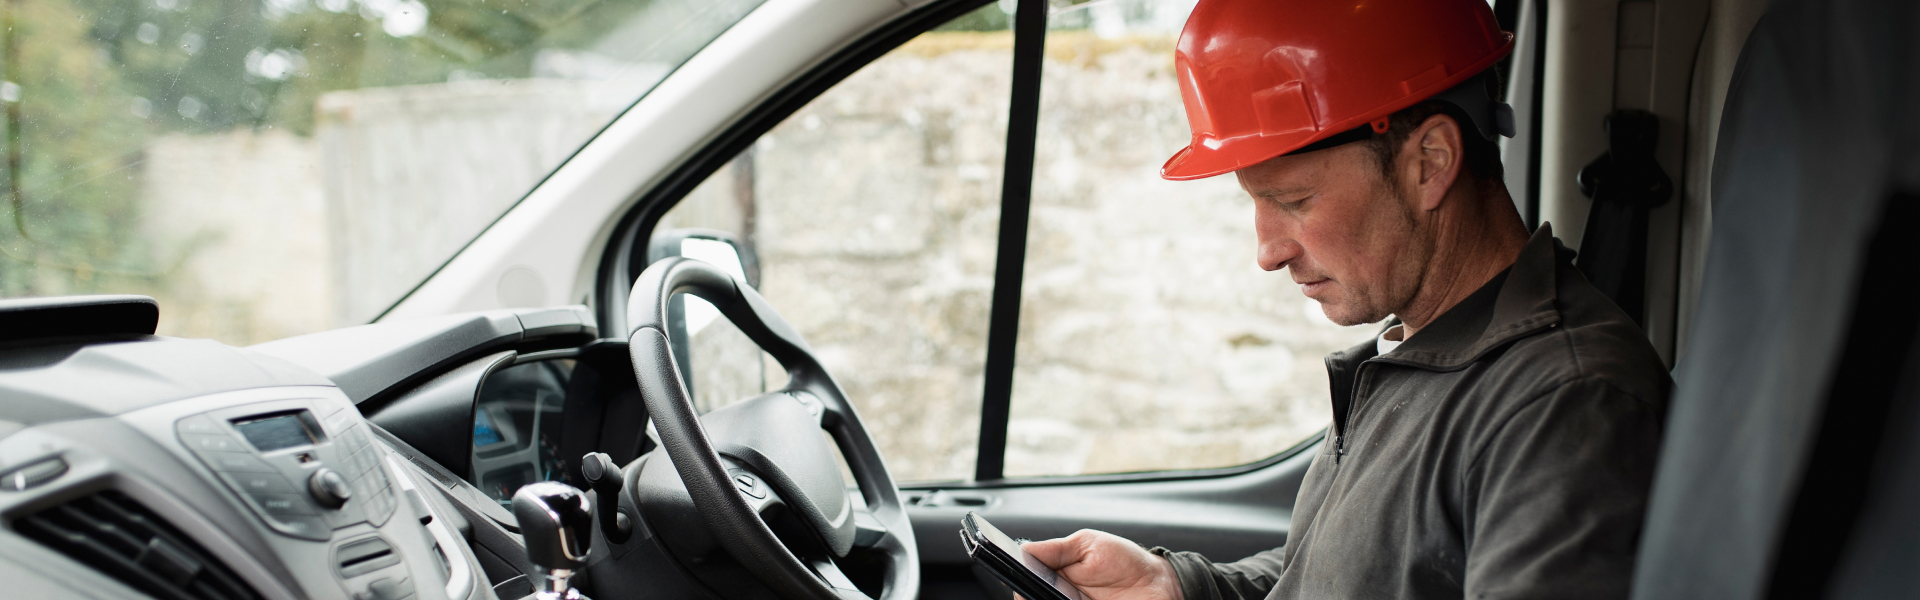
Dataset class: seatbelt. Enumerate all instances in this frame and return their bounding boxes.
[1574,109,1671,325]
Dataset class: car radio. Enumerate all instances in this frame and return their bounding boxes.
[174,400,397,541]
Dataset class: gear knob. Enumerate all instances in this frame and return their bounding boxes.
[513,482,593,598]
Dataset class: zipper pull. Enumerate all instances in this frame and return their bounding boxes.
[1333,434,1345,464]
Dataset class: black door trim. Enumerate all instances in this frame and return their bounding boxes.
[972,0,1048,483]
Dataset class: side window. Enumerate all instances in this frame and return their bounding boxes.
[1002,0,1377,477]
[655,5,1013,483]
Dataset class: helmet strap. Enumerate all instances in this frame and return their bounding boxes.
[1285,125,1377,157]
[1428,69,1517,140]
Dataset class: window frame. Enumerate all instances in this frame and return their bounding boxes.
[598,0,1544,486]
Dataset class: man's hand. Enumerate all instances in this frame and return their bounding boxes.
[1020,530,1185,600]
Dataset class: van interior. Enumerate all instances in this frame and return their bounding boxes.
[0,0,1915,598]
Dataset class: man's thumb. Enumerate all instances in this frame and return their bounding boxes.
[1021,537,1074,569]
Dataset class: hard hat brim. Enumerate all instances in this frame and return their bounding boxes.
[1160,130,1330,181]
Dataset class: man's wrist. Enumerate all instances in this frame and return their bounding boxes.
[1143,548,1187,600]
[1158,554,1186,600]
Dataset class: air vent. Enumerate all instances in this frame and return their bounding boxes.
[14,491,262,600]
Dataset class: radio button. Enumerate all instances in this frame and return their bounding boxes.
[175,415,221,435]
[346,449,370,476]
[351,473,378,500]
[199,451,275,473]
[326,412,358,434]
[268,515,331,541]
[222,472,297,494]
[365,487,395,525]
[366,575,414,600]
[344,427,372,451]
[253,493,316,515]
[323,502,367,529]
[181,433,248,454]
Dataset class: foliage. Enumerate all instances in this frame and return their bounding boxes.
[0,0,151,294]
[0,0,663,295]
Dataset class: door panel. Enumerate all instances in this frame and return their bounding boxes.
[909,437,1316,569]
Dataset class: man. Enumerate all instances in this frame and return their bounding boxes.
[1021,0,1671,599]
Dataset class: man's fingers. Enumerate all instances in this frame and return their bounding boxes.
[1021,536,1074,569]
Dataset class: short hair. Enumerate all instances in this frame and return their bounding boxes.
[1363,100,1505,186]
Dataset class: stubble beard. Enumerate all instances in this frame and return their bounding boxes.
[1318,178,1430,327]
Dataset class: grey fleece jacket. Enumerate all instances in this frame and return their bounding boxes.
[1155,225,1670,600]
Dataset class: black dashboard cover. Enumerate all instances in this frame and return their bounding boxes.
[0,295,158,343]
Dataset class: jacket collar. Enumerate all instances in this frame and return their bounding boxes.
[1376,224,1567,371]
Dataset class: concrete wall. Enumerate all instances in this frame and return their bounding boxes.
[315,78,647,325]
[142,79,640,343]
[141,129,333,344]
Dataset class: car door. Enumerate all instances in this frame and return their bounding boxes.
[579,0,1524,596]
[312,0,1544,597]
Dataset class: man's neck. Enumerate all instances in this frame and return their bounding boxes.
[1396,184,1529,339]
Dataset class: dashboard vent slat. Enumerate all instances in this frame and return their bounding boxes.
[15,491,262,600]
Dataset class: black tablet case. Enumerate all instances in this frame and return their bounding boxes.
[959,512,1087,600]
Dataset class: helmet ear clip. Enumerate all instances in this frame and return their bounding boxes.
[1370,118,1391,134]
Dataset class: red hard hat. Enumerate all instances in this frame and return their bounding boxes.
[1161,0,1516,181]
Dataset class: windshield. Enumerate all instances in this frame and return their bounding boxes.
[0,0,763,344]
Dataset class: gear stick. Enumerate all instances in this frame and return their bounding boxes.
[513,482,594,600]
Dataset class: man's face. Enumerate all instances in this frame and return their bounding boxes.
[1237,143,1431,326]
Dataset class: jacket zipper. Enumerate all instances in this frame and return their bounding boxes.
[1333,359,1378,465]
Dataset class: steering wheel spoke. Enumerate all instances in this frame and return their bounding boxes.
[808,556,866,596]
[852,506,888,549]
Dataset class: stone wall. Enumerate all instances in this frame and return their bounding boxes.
[1006,35,1372,476]
[140,31,1376,482]
[663,32,1376,482]
[659,32,1015,483]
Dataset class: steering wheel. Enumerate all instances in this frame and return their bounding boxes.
[624,257,920,600]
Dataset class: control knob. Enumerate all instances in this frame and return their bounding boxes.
[309,468,352,509]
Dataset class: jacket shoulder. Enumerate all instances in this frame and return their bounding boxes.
[1501,264,1672,411]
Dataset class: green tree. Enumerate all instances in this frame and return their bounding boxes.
[0,0,732,301]
[0,0,153,295]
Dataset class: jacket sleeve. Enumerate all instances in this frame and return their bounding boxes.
[1461,377,1665,600]
[1149,546,1287,600]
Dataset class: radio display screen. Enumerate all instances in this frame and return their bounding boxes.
[233,412,318,452]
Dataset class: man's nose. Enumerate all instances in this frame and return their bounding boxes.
[1254,210,1300,271]
[1251,236,1297,271]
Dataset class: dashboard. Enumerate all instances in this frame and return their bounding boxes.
[0,298,531,600]
[0,294,923,600]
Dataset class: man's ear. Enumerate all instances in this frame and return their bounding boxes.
[1405,113,1464,212]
